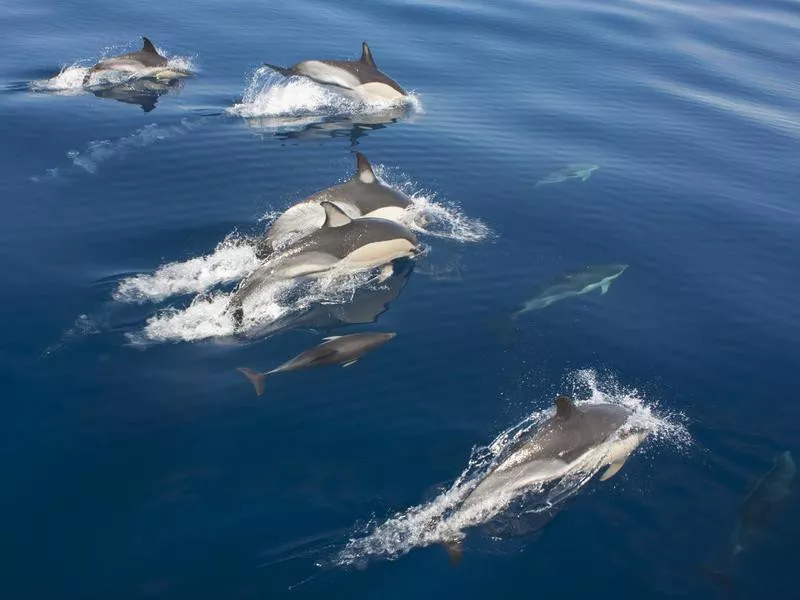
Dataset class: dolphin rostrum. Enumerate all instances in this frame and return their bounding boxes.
[264,42,407,101]
[256,152,412,259]
[237,332,396,395]
[512,263,628,317]
[231,202,421,326]
[83,37,191,85]
[445,395,648,561]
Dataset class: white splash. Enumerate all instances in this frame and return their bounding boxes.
[133,269,377,344]
[334,370,690,567]
[373,165,491,243]
[227,66,422,122]
[114,236,259,303]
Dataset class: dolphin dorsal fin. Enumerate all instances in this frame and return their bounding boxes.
[555,395,579,419]
[321,201,352,228]
[354,152,376,184]
[141,37,158,54]
[360,42,376,67]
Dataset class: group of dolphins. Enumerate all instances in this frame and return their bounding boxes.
[72,36,794,586]
[66,37,409,111]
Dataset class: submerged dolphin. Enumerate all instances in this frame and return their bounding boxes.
[264,42,407,101]
[733,451,796,555]
[704,451,796,594]
[512,263,628,317]
[256,153,412,259]
[83,37,191,85]
[230,202,421,325]
[445,396,647,561]
[535,164,599,187]
[237,332,396,395]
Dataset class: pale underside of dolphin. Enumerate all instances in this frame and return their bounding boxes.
[83,37,192,85]
[264,42,407,101]
[230,202,421,325]
[256,152,412,259]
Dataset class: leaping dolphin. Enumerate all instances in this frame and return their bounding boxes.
[230,202,421,326]
[237,332,396,396]
[83,37,192,85]
[263,42,408,101]
[255,152,412,259]
[445,395,648,561]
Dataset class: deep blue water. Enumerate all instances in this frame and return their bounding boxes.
[2,0,800,597]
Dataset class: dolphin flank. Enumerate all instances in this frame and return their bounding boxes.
[264,42,407,101]
[237,332,397,395]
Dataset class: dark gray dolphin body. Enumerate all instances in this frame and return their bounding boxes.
[256,152,411,259]
[237,332,396,395]
[231,202,421,326]
[83,37,190,85]
[513,263,628,317]
[461,396,647,512]
[264,42,407,101]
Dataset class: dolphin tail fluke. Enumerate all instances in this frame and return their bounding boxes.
[238,367,267,396]
[443,540,464,566]
[263,63,294,77]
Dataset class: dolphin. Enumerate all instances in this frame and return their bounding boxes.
[444,396,647,562]
[230,202,421,325]
[237,332,396,395]
[263,42,407,101]
[83,37,192,85]
[733,451,796,556]
[462,396,647,511]
[703,451,796,594]
[535,164,599,187]
[512,263,628,317]
[255,152,412,259]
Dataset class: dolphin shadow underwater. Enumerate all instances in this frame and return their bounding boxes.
[89,77,185,112]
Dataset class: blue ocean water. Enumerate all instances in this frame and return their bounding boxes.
[1,0,799,597]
